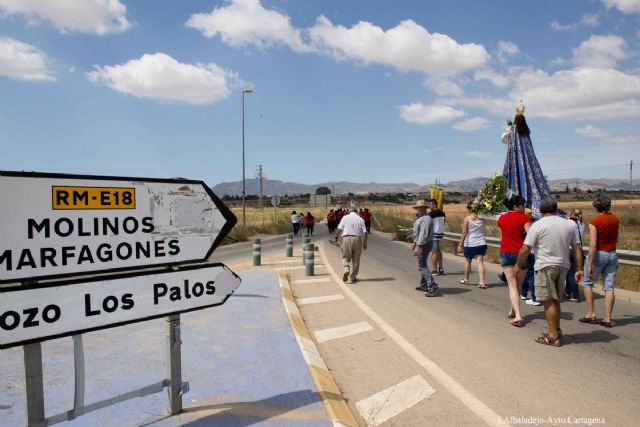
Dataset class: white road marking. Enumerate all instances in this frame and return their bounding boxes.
[295,278,332,284]
[355,375,435,426]
[273,265,325,272]
[319,243,511,427]
[314,321,374,343]
[298,294,345,305]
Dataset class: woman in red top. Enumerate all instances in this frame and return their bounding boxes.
[579,193,619,327]
[497,195,531,327]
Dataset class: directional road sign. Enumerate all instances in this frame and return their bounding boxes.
[0,171,237,283]
[0,263,241,349]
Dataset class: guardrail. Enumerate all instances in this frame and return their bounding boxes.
[398,227,640,267]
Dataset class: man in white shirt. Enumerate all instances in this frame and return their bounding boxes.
[515,199,583,347]
[335,208,368,283]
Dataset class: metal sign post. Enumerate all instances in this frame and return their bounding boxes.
[23,342,45,427]
[166,314,182,415]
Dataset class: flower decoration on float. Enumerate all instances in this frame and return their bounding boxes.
[470,174,508,215]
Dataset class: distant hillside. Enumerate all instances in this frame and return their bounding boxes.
[211,177,639,196]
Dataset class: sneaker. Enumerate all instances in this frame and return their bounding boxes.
[350,277,358,284]
[497,272,507,285]
[415,285,429,291]
[520,295,527,300]
[342,272,349,282]
[425,290,436,297]
[525,299,541,306]
[431,269,439,276]
[438,268,444,275]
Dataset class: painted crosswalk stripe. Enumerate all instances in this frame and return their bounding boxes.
[298,294,344,306]
[314,321,373,343]
[295,278,332,284]
[355,375,435,426]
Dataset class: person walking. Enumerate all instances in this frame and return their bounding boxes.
[457,202,487,288]
[521,252,540,306]
[304,212,315,236]
[428,198,446,275]
[579,193,619,328]
[291,211,300,236]
[497,194,531,327]
[515,199,583,347]
[412,200,438,297]
[564,208,584,302]
[363,208,372,234]
[326,209,337,234]
[334,207,368,283]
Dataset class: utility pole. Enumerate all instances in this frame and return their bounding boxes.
[256,165,265,207]
[631,160,634,209]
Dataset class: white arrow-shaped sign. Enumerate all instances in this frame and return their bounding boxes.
[0,263,241,349]
[0,171,236,283]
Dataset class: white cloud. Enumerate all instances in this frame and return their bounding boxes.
[474,69,510,88]
[497,41,519,63]
[452,67,640,120]
[308,16,489,76]
[398,103,465,124]
[465,149,493,158]
[576,124,640,143]
[550,13,600,30]
[454,117,490,132]
[602,0,640,14]
[87,53,243,105]
[186,0,310,52]
[573,35,627,68]
[0,0,131,35]
[0,37,54,81]
[424,77,464,97]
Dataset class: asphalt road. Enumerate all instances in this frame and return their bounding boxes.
[217,227,640,427]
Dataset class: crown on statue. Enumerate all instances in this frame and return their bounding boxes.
[515,100,525,116]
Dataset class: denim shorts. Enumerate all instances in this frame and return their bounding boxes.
[583,251,618,291]
[500,252,529,269]
[432,239,443,252]
[463,244,487,260]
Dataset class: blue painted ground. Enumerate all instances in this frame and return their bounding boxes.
[0,269,330,427]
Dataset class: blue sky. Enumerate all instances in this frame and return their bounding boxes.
[1,0,639,188]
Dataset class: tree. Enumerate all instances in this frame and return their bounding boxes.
[315,186,331,195]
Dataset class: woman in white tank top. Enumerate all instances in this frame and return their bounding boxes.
[457,203,488,288]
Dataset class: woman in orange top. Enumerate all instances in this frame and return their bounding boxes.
[579,193,619,328]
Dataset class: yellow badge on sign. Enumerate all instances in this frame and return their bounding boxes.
[52,186,136,210]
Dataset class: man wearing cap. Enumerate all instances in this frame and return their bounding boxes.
[412,200,438,297]
[335,207,368,283]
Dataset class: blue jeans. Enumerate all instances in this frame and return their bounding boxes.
[583,251,618,291]
[520,254,536,300]
[565,255,581,300]
[417,242,436,290]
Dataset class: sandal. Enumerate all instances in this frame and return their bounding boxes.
[578,316,598,324]
[459,279,469,285]
[510,319,524,327]
[535,335,561,347]
[599,320,614,328]
[476,283,487,289]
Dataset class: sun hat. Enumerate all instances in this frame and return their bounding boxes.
[413,200,428,209]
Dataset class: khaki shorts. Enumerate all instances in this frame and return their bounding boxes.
[534,266,568,301]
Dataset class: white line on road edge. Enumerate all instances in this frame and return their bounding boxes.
[298,295,345,305]
[295,278,332,284]
[318,243,512,427]
[314,321,374,344]
[277,273,358,427]
[355,375,435,426]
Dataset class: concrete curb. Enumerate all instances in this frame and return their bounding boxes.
[278,272,358,427]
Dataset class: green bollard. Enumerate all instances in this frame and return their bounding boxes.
[286,233,293,257]
[253,238,261,266]
[304,243,314,276]
[302,236,310,264]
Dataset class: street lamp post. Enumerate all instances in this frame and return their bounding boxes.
[242,89,253,227]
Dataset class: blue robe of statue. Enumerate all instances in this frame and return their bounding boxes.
[502,123,552,216]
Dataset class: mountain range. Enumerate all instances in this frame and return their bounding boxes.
[211,177,639,196]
